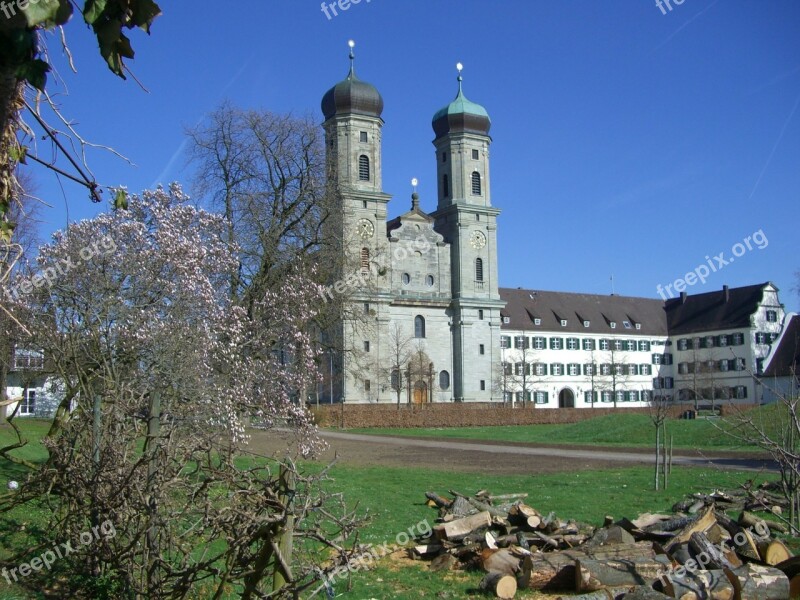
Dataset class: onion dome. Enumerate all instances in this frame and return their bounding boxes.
[321,41,384,121]
[432,63,491,139]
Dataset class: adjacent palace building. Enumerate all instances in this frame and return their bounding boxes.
[4,49,798,418]
[319,46,797,408]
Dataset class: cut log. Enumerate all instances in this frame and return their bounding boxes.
[689,531,740,571]
[714,512,760,562]
[724,564,790,600]
[775,555,800,579]
[791,574,800,599]
[412,544,442,557]
[661,569,734,600]
[575,556,671,592]
[429,553,457,572]
[517,555,532,590]
[665,507,717,552]
[632,514,672,530]
[450,495,473,517]
[758,539,792,566]
[739,510,788,535]
[469,496,511,519]
[527,542,657,590]
[526,515,542,530]
[479,572,517,599]
[533,530,561,550]
[480,548,522,576]
[485,531,498,550]
[433,510,491,541]
[425,491,452,509]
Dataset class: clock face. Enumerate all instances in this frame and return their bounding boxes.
[357,218,374,239]
[470,230,486,250]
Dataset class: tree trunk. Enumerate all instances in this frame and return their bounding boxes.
[575,557,670,593]
[0,65,23,221]
[724,564,790,600]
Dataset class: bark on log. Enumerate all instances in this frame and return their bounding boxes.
[575,557,671,592]
[724,564,790,600]
[425,491,452,508]
[527,542,657,591]
[739,510,788,535]
[688,532,740,571]
[429,553,457,572]
[665,507,717,552]
[620,587,673,599]
[662,569,734,600]
[481,548,522,576]
[479,572,517,599]
[556,586,637,600]
[434,511,491,541]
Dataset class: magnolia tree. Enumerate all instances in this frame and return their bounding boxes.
[1,185,363,599]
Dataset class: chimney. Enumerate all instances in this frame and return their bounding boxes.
[723,285,730,303]
[679,291,687,304]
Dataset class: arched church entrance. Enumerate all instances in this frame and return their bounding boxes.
[558,388,575,408]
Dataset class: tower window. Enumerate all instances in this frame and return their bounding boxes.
[475,257,484,282]
[442,174,449,198]
[414,315,426,338]
[471,171,482,195]
[442,152,447,163]
[362,200,368,209]
[472,149,479,160]
[358,155,370,181]
[360,247,369,270]
[402,273,410,285]
[426,275,434,287]
[360,131,368,143]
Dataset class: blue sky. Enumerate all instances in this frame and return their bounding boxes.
[25,0,800,311]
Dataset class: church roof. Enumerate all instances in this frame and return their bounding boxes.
[321,46,383,121]
[763,315,800,378]
[432,69,491,139]
[665,283,772,335]
[499,288,667,336]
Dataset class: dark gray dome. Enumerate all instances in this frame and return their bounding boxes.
[322,66,384,121]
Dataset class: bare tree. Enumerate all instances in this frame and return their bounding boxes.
[385,323,413,408]
[592,340,635,407]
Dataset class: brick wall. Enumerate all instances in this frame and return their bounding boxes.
[308,403,706,429]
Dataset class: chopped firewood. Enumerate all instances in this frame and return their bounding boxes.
[556,586,637,600]
[526,542,657,590]
[588,525,635,546]
[619,587,673,600]
[485,531,498,549]
[631,513,672,530]
[411,543,442,557]
[758,539,792,566]
[429,553,457,572]
[661,568,735,599]
[724,564,790,600]
[434,510,491,541]
[665,506,717,552]
[425,491,452,508]
[480,548,521,576]
[688,531,741,571]
[575,556,671,592]
[739,510,788,535]
[479,572,517,599]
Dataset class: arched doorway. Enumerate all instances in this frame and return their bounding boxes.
[413,381,428,404]
[558,388,575,408]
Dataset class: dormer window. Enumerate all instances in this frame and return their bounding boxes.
[534,318,541,326]
[635,323,642,330]
[623,321,632,329]
[583,321,590,328]
[610,322,617,329]
[560,319,567,327]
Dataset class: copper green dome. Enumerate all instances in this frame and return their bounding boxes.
[322,47,383,121]
[432,72,491,139]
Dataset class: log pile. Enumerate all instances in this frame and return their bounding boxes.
[410,486,797,599]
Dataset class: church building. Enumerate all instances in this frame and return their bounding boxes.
[319,45,795,408]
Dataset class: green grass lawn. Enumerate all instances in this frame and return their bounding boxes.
[346,412,765,452]
[0,419,776,599]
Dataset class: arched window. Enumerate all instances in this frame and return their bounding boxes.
[358,155,370,181]
[442,173,449,197]
[360,247,369,270]
[471,171,481,195]
[414,315,426,338]
[475,257,484,282]
[439,370,450,390]
[402,273,410,285]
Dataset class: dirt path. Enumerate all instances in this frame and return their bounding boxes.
[246,429,776,475]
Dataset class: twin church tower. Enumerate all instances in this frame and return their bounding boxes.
[321,42,504,403]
